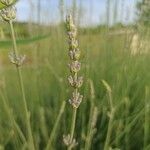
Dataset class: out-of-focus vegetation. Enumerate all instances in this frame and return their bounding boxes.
[0,0,149,150]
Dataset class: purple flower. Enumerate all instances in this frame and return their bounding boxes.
[68,61,81,73]
[68,75,83,88]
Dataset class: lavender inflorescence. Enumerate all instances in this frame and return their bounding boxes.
[0,3,26,67]
[66,14,83,109]
[0,0,13,5]
[63,134,78,148]
[0,5,16,22]
[0,2,35,149]
[9,52,26,67]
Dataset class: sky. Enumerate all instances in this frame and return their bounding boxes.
[15,0,140,27]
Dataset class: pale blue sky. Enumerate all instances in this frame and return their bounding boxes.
[16,0,141,26]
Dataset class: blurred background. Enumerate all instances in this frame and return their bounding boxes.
[0,0,149,150]
[15,0,139,26]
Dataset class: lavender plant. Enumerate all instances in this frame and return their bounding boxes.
[63,14,83,150]
[0,1,35,149]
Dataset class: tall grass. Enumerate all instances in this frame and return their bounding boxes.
[0,0,149,150]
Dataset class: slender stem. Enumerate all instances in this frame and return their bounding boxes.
[115,119,123,147]
[84,79,95,150]
[85,105,94,150]
[85,107,97,150]
[70,108,77,141]
[9,21,18,56]
[45,101,66,150]
[144,86,149,149]
[0,90,26,144]
[104,109,115,150]
[103,81,114,150]
[9,20,35,150]
[68,108,77,150]
[125,98,130,150]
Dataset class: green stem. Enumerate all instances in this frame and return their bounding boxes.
[115,119,123,147]
[45,101,66,150]
[144,86,149,149]
[70,108,77,141]
[85,107,98,150]
[84,79,95,150]
[9,20,35,150]
[104,109,115,150]
[85,105,94,150]
[68,108,77,150]
[103,83,114,150]
[67,72,78,150]
[125,98,130,150]
[0,90,26,144]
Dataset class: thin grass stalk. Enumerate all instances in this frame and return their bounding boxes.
[104,109,115,150]
[116,108,144,142]
[0,89,26,144]
[84,79,95,150]
[115,119,123,147]
[102,80,115,150]
[125,97,130,150]
[45,101,66,150]
[144,86,149,149]
[112,98,129,147]
[85,107,98,150]
[39,107,48,142]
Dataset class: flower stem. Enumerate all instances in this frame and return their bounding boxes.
[68,108,77,150]
[9,20,35,150]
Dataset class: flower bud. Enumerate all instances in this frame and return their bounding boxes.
[69,48,80,60]
[68,61,81,73]
[9,52,26,67]
[69,91,83,108]
[69,39,78,50]
[63,134,78,148]
[1,6,16,21]
[68,75,83,88]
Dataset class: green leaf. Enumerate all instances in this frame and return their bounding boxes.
[0,0,18,10]
[0,33,51,48]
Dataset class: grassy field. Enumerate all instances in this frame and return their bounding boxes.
[0,1,150,150]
